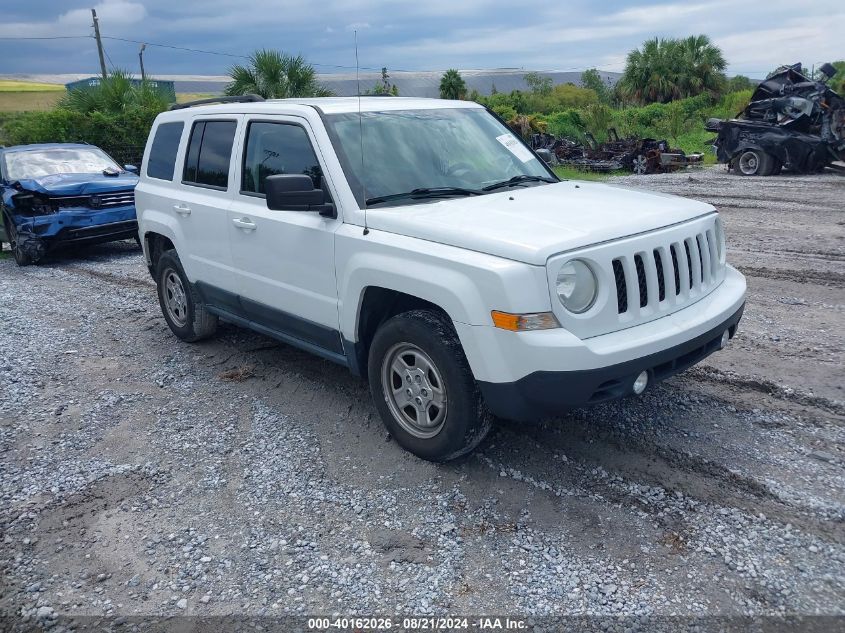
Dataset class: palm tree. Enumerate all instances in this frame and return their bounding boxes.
[439,69,467,100]
[60,69,169,115]
[618,36,726,104]
[225,49,332,99]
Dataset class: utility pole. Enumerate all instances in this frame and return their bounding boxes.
[91,8,107,80]
[139,43,147,82]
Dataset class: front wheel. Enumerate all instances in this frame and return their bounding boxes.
[155,250,218,342]
[368,309,492,462]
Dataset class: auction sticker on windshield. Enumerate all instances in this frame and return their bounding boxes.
[496,133,535,163]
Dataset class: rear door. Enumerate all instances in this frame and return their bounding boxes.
[173,115,242,300]
[226,116,343,354]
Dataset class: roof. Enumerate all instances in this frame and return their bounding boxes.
[0,143,97,153]
[164,96,484,117]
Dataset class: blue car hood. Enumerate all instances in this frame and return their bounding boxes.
[14,172,139,196]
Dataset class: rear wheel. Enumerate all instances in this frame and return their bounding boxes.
[156,250,218,342]
[735,149,775,176]
[368,309,492,462]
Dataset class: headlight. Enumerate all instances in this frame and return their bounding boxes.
[556,259,597,313]
[714,216,726,263]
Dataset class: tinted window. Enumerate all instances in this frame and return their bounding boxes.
[183,120,237,189]
[242,122,323,195]
[146,122,184,180]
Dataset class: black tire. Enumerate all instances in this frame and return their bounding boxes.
[6,221,33,267]
[367,309,492,462]
[155,250,218,342]
[734,149,774,176]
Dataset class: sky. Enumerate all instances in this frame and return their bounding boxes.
[1,0,843,78]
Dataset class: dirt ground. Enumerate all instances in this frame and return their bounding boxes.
[1,166,843,631]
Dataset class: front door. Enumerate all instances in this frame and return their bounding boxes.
[227,116,342,354]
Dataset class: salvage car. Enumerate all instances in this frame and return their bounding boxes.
[0,143,139,265]
[136,96,746,461]
[706,62,845,175]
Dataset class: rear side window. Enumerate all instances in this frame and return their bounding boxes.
[183,120,237,189]
[146,121,184,180]
[242,122,323,195]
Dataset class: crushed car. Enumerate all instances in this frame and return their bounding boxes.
[0,143,139,266]
[706,62,845,175]
[530,129,702,174]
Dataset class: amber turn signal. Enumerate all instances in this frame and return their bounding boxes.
[491,311,559,331]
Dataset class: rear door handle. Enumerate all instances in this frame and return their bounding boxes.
[173,204,191,216]
[232,217,257,231]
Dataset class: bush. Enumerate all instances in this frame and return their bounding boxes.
[0,107,159,165]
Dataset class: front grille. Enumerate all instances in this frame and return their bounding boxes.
[95,191,135,208]
[612,227,720,315]
[49,190,135,210]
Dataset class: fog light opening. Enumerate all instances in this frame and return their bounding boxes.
[633,371,649,395]
[720,330,730,349]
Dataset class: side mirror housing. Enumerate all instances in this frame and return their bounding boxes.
[265,174,334,216]
[124,164,139,174]
[535,148,553,165]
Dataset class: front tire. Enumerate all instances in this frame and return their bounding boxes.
[156,250,218,342]
[368,309,492,462]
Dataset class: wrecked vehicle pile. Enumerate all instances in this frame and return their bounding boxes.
[706,62,845,176]
[0,143,139,266]
[530,129,702,174]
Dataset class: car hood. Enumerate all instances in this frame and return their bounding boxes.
[366,181,716,265]
[13,172,139,196]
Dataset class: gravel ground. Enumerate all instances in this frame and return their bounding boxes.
[1,166,843,630]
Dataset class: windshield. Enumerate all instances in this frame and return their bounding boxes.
[3,147,121,181]
[324,108,555,207]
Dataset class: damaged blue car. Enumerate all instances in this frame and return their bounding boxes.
[0,143,139,266]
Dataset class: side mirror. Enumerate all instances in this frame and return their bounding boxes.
[124,164,139,174]
[535,148,553,165]
[265,174,334,216]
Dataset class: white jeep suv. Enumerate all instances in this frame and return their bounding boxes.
[135,96,746,461]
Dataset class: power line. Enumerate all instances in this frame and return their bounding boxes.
[0,35,91,40]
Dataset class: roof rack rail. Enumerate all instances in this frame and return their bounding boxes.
[169,94,264,111]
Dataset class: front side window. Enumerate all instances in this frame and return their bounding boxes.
[242,121,323,195]
[324,108,553,207]
[3,147,121,181]
[183,120,237,189]
[146,121,184,180]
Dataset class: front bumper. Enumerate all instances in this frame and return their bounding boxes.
[478,301,743,421]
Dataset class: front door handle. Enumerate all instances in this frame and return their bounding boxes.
[173,204,191,216]
[232,217,257,231]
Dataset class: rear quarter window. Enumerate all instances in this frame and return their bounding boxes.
[183,120,237,189]
[146,121,184,180]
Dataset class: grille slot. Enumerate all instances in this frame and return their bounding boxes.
[684,240,694,289]
[634,254,648,307]
[670,245,681,295]
[653,249,666,301]
[612,259,627,314]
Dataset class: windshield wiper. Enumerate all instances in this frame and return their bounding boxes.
[481,174,556,192]
[366,187,482,206]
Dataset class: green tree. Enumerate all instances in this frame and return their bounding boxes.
[726,75,755,92]
[524,71,553,96]
[60,69,169,115]
[618,35,726,104]
[439,69,467,100]
[581,104,613,141]
[580,68,610,103]
[828,61,845,95]
[225,49,332,99]
[365,67,399,96]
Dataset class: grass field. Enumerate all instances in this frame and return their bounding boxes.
[0,80,65,112]
[176,93,216,103]
[552,165,617,181]
[0,80,64,92]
